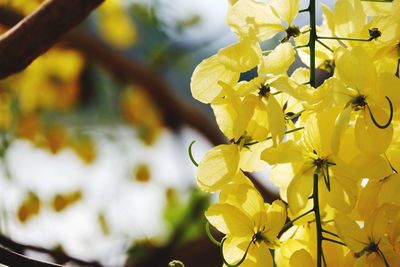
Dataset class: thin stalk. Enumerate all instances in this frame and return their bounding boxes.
[309,0,316,87]
[318,36,372,42]
[266,127,304,141]
[295,44,310,49]
[188,140,199,167]
[322,237,346,246]
[316,39,334,53]
[395,58,399,78]
[282,209,313,230]
[360,0,393,2]
[206,222,222,246]
[313,172,323,267]
[322,229,339,238]
[309,2,323,262]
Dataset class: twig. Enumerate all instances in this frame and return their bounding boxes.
[0,234,104,267]
[0,245,61,267]
[0,0,104,79]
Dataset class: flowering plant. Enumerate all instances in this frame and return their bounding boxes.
[190,0,400,266]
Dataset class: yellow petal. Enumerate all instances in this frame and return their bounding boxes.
[227,0,283,41]
[190,55,239,104]
[265,200,287,239]
[219,183,264,220]
[233,95,258,141]
[197,144,239,192]
[239,141,270,172]
[332,105,352,154]
[355,108,393,156]
[259,42,295,76]
[377,72,400,111]
[287,166,313,214]
[265,95,286,146]
[333,0,367,37]
[247,242,274,267]
[335,213,369,253]
[211,82,241,139]
[334,47,375,93]
[205,204,253,236]
[379,174,400,205]
[358,179,380,218]
[222,235,251,264]
[245,98,270,141]
[270,0,300,26]
[324,169,358,213]
[261,140,304,165]
[217,40,262,72]
[289,249,314,267]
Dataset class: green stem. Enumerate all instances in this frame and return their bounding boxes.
[360,0,393,2]
[309,0,316,87]
[309,1,323,261]
[188,140,199,167]
[206,222,222,246]
[263,44,309,55]
[266,127,304,141]
[322,229,339,238]
[295,44,309,49]
[322,237,346,246]
[317,36,372,42]
[282,209,313,230]
[313,172,323,267]
[316,39,334,53]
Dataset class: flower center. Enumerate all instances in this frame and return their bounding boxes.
[258,84,270,97]
[354,241,379,258]
[368,28,381,41]
[351,95,367,111]
[253,231,266,243]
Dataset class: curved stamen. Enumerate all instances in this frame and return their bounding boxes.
[206,222,222,247]
[188,140,199,167]
[377,248,391,267]
[366,96,393,129]
[220,236,254,267]
[323,164,331,192]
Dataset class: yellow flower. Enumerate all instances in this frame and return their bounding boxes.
[335,205,400,267]
[262,111,359,213]
[331,46,399,154]
[206,183,286,267]
[227,0,301,42]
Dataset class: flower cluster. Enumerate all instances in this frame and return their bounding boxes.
[190,0,400,266]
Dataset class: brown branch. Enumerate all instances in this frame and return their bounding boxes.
[0,234,102,267]
[0,246,62,267]
[0,234,104,267]
[0,0,104,79]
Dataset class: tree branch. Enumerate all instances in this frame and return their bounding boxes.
[0,0,104,79]
[0,246,62,267]
[0,234,104,267]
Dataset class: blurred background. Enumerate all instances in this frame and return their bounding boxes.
[0,0,333,266]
